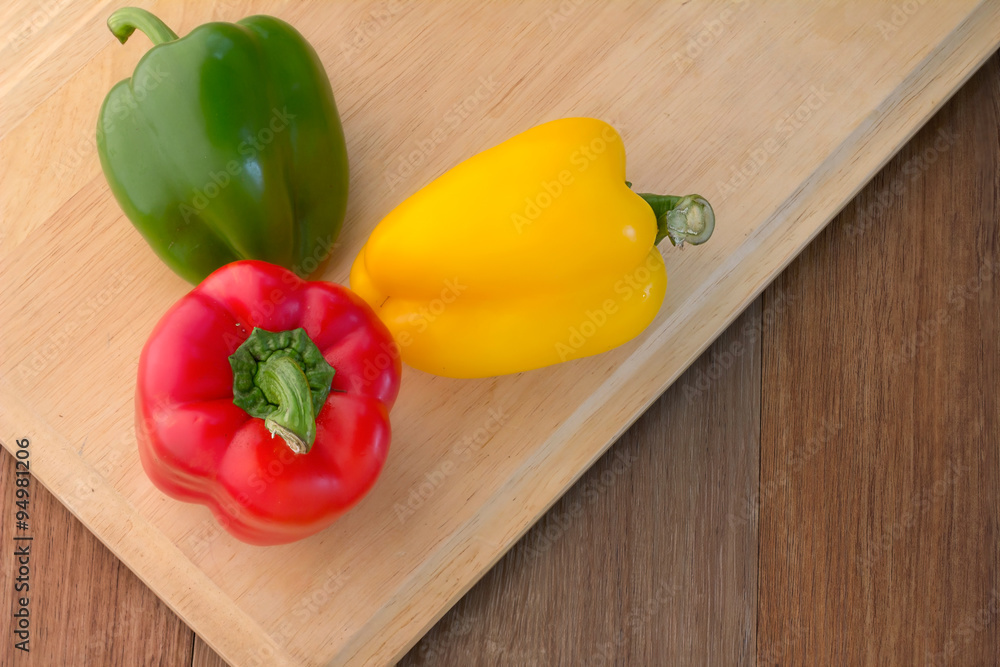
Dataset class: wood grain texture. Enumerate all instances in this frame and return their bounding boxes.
[399,301,761,666]
[0,448,193,667]
[758,52,1000,665]
[3,45,1000,667]
[193,637,229,667]
[3,2,1000,665]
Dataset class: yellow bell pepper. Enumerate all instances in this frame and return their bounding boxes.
[350,117,713,378]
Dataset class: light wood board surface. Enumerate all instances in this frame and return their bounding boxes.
[2,2,999,665]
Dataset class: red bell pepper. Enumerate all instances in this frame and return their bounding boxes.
[136,260,401,545]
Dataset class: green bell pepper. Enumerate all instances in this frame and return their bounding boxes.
[97,7,349,284]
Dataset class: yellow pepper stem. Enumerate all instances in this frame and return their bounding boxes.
[638,193,715,247]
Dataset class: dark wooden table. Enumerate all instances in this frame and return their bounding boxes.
[3,51,998,667]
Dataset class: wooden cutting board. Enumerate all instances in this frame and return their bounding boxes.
[2,1,998,664]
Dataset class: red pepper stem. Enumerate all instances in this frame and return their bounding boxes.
[255,355,315,455]
[108,7,179,46]
[229,328,336,456]
[638,193,715,247]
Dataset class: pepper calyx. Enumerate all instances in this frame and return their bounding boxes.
[638,192,716,247]
[229,327,335,454]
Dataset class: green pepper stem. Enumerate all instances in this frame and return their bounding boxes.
[255,355,316,455]
[108,7,179,46]
[638,193,715,247]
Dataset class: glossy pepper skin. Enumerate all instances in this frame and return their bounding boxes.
[136,261,400,546]
[97,8,349,284]
[350,117,714,378]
